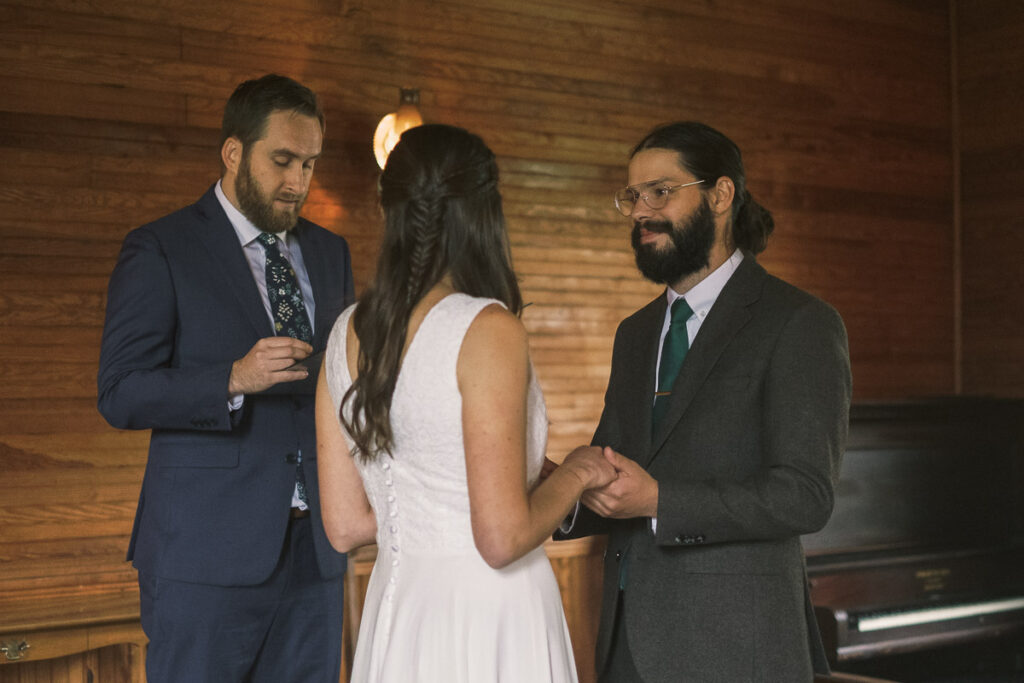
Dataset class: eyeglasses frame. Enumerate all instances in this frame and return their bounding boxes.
[613,179,706,216]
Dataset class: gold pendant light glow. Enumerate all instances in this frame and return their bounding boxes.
[373,88,423,169]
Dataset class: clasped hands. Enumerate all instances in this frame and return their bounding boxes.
[543,447,659,519]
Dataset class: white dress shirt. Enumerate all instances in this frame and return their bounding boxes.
[656,249,744,385]
[215,180,316,509]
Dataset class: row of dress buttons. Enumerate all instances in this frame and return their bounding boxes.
[382,461,398,604]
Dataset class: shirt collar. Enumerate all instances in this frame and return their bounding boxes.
[666,249,744,320]
[214,179,288,247]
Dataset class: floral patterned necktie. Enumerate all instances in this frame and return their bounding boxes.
[256,232,313,344]
[256,231,312,505]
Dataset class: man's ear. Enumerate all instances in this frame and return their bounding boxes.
[221,136,243,175]
[710,176,735,217]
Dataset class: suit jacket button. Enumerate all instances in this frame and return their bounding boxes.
[674,535,684,545]
[695,535,705,543]
[614,550,623,561]
[285,453,299,464]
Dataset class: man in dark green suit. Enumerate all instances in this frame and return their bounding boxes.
[559,122,851,682]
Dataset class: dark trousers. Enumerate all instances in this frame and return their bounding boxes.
[139,516,344,683]
[600,590,645,683]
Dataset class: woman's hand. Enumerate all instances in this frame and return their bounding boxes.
[561,445,618,490]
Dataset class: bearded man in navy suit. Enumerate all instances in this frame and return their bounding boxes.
[98,74,353,683]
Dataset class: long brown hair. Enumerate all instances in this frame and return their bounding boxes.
[341,124,522,460]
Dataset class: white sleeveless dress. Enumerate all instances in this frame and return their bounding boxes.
[324,293,579,683]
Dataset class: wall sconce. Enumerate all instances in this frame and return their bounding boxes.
[373,87,423,169]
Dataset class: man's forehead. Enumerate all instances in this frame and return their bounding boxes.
[628,148,687,184]
[256,111,322,157]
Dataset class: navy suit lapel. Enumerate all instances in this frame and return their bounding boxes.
[646,257,766,465]
[293,223,331,349]
[190,186,274,340]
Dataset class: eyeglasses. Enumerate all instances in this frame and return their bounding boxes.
[613,179,705,216]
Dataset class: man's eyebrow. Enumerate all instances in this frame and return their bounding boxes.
[626,177,671,191]
[271,148,322,161]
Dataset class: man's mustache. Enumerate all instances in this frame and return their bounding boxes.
[634,220,674,235]
[276,193,305,204]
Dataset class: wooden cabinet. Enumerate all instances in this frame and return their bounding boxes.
[0,593,146,683]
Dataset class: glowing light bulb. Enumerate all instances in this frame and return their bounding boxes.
[373,88,423,169]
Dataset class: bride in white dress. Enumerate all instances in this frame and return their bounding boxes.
[315,124,616,683]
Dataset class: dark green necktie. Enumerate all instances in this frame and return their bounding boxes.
[256,232,313,505]
[652,297,693,429]
[620,298,694,591]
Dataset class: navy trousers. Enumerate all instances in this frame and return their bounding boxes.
[139,516,344,683]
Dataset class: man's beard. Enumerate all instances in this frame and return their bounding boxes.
[631,197,716,285]
[235,153,306,234]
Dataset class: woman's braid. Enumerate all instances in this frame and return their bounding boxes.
[404,189,445,305]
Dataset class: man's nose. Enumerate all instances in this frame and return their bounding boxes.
[283,163,306,193]
[630,197,655,221]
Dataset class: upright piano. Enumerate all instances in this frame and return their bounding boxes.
[804,398,1024,680]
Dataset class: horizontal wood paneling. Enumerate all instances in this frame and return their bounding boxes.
[0,0,970,680]
[956,0,1024,397]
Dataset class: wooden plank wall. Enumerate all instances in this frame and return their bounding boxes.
[957,1,1024,397]
[0,0,965,680]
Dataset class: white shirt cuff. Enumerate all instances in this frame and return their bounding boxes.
[559,500,581,534]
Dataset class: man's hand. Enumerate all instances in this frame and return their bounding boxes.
[581,447,659,519]
[228,337,313,395]
[539,456,560,481]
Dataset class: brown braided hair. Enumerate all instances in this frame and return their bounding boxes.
[341,124,522,459]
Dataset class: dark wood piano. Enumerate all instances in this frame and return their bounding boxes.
[805,398,1024,681]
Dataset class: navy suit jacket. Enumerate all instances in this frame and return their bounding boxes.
[98,185,353,586]
[561,256,851,682]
